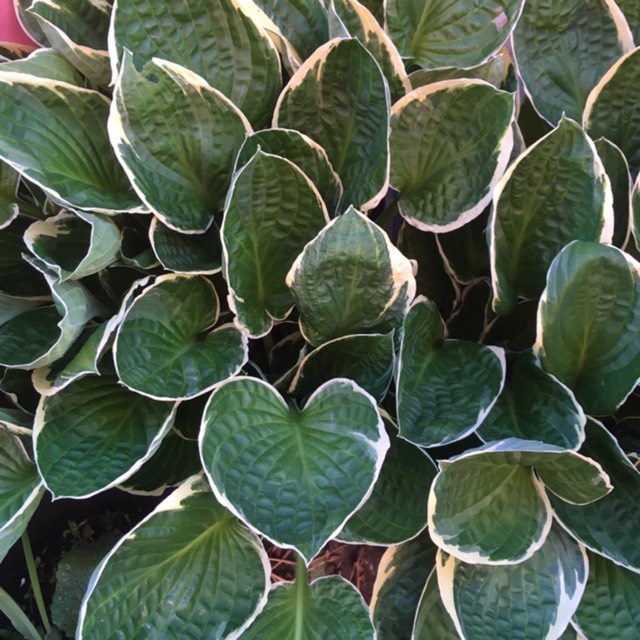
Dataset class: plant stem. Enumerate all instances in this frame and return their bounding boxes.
[21,532,51,635]
[294,554,308,640]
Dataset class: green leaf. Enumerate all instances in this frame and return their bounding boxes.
[338,416,436,544]
[0,48,84,85]
[0,406,33,436]
[0,587,43,640]
[490,118,614,314]
[34,375,178,499]
[534,240,640,415]
[412,568,460,640]
[0,160,20,229]
[0,73,140,213]
[512,0,632,124]
[573,550,640,639]
[110,0,281,128]
[275,37,390,210]
[222,150,329,337]
[428,439,611,563]
[409,54,506,90]
[200,377,388,564]
[634,170,640,250]
[0,429,44,563]
[437,526,588,640]
[79,475,270,639]
[115,275,248,400]
[477,350,586,450]
[234,128,343,215]
[617,0,640,43]
[390,80,514,232]
[287,207,416,346]
[397,298,505,447]
[241,575,374,639]
[385,0,525,69]
[550,419,640,573]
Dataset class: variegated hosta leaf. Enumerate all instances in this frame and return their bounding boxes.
[0,48,83,85]
[428,439,611,564]
[550,419,640,573]
[617,0,640,43]
[234,128,343,215]
[109,0,281,128]
[199,377,388,564]
[286,207,416,346]
[477,350,586,450]
[634,171,640,250]
[78,475,270,640]
[328,0,410,102]
[110,55,251,233]
[412,568,460,640]
[396,298,505,447]
[0,73,139,213]
[573,550,640,639]
[437,526,588,640]
[534,241,640,415]
[34,374,178,499]
[0,160,20,229]
[490,118,614,314]
[385,0,525,69]
[222,150,329,337]
[584,46,640,177]
[390,80,514,232]
[338,416,436,544]
[0,406,33,436]
[275,37,390,211]
[513,0,632,124]
[370,532,437,640]
[409,54,506,90]
[114,275,247,400]
[0,429,44,563]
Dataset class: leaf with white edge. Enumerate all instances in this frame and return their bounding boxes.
[234,128,343,215]
[573,550,640,639]
[200,377,388,564]
[338,416,436,545]
[635,171,640,250]
[115,275,247,401]
[428,438,611,564]
[550,419,640,573]
[0,429,44,563]
[585,46,640,177]
[287,207,416,346]
[390,80,514,232]
[120,225,159,271]
[477,350,586,450]
[222,150,329,337]
[370,532,437,640]
[0,160,20,228]
[109,0,281,128]
[534,240,640,415]
[150,217,222,275]
[0,73,140,213]
[437,526,588,640]
[397,298,505,447]
[241,575,374,639]
[409,54,506,90]
[490,118,614,314]
[412,568,460,640]
[34,374,178,499]
[0,48,83,85]
[79,474,270,639]
[385,0,525,69]
[0,406,33,436]
[24,210,120,281]
[512,0,632,124]
[275,37,390,211]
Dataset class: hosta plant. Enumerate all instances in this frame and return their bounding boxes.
[1,0,640,638]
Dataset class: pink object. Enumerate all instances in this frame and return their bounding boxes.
[0,0,38,46]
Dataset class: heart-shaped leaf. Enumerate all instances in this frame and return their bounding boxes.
[199,377,388,563]
[79,475,270,640]
[412,568,460,640]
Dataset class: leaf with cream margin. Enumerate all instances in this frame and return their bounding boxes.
[78,475,270,640]
[0,48,83,85]
[385,0,525,69]
[396,298,505,447]
[199,376,389,564]
[275,37,390,211]
[489,118,614,315]
[286,207,416,346]
[114,275,248,401]
[222,150,329,337]
[110,55,252,233]
[428,438,611,564]
[409,54,506,90]
[412,567,460,640]
[0,406,33,436]
[436,526,588,640]
[633,166,640,250]
[534,241,640,415]
[0,72,140,213]
[34,374,178,499]
[0,160,20,229]
[390,80,514,232]
[109,0,281,128]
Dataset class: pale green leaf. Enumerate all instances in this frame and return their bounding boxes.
[0,587,43,640]
[409,54,506,90]
[412,568,460,640]
[0,47,83,85]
